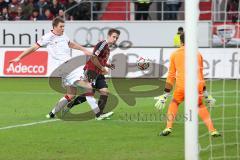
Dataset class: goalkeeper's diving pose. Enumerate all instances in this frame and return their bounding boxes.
[154,33,221,137]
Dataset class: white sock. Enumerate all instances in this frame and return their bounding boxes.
[86,96,100,114]
[51,97,69,114]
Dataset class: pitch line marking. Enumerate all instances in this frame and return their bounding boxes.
[0,119,60,131]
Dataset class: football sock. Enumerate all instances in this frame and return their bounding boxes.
[48,112,55,118]
[98,95,108,114]
[166,100,179,129]
[199,104,215,132]
[86,96,100,114]
[51,95,71,114]
[68,95,87,109]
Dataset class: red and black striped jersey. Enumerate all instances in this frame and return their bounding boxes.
[84,40,110,74]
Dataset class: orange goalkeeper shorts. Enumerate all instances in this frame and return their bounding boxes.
[173,88,204,105]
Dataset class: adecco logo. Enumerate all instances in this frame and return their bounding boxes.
[3,51,48,75]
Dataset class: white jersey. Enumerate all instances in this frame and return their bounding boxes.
[37,30,84,87]
[37,31,71,62]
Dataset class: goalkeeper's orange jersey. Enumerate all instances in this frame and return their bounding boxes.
[166,46,205,91]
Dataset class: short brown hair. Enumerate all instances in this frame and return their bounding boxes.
[52,17,65,28]
[178,27,184,32]
[108,28,120,36]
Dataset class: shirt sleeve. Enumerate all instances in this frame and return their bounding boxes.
[64,34,70,45]
[94,40,107,56]
[166,53,176,86]
[36,33,51,47]
[198,53,206,88]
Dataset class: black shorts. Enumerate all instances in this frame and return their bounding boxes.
[84,70,98,83]
[84,70,108,89]
[95,74,108,89]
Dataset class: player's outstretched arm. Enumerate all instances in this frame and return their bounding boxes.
[90,55,108,74]
[9,44,40,63]
[106,63,115,70]
[68,41,92,56]
[199,54,216,107]
[154,53,176,111]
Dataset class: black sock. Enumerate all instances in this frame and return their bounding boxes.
[49,112,55,118]
[98,95,108,114]
[67,96,86,109]
[95,112,101,118]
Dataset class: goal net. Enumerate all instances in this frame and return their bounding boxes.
[198,0,240,159]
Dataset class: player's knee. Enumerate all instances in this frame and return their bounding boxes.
[99,88,109,95]
[65,94,75,101]
[84,92,94,97]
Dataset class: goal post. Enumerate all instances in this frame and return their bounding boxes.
[185,0,200,159]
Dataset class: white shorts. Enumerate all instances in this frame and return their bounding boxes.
[62,65,85,87]
[48,57,85,88]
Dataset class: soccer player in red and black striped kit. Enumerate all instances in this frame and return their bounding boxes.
[65,28,120,120]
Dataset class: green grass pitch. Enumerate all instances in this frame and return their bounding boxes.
[0,78,239,160]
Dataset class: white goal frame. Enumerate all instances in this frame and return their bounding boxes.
[185,0,200,160]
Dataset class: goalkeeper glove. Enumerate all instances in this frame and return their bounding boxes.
[203,91,216,107]
[154,92,170,110]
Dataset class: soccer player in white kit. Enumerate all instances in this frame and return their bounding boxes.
[9,17,97,118]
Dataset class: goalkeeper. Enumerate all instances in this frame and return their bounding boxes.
[154,33,220,137]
